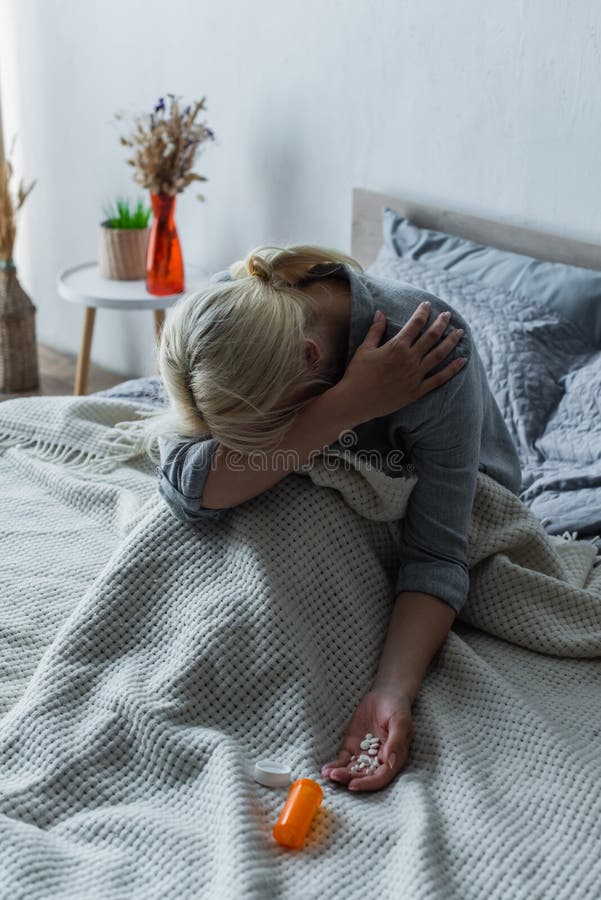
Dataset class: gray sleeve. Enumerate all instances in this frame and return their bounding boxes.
[156,435,230,522]
[156,269,231,522]
[390,328,482,615]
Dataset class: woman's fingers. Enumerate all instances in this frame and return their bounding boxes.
[410,309,452,355]
[417,356,468,398]
[387,301,432,347]
[359,309,388,349]
[326,766,356,785]
[346,745,410,792]
[387,305,466,381]
[321,748,352,777]
[385,707,413,758]
[418,326,464,371]
[322,736,371,783]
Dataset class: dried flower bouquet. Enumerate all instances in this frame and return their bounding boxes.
[117,94,216,200]
[0,137,36,264]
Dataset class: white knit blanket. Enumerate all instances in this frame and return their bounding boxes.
[0,395,600,900]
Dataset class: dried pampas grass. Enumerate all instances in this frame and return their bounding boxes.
[0,137,36,263]
[116,94,216,199]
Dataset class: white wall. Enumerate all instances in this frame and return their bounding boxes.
[2,0,601,378]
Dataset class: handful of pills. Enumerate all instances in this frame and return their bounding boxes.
[348,733,381,775]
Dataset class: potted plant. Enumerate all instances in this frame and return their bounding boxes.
[98,197,152,280]
[0,136,38,392]
[116,94,216,295]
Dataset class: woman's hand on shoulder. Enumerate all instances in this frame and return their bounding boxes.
[338,301,467,424]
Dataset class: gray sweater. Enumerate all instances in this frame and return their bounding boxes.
[157,264,522,614]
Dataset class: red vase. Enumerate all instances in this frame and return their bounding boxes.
[146,193,185,295]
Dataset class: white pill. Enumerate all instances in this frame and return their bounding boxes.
[368,748,378,756]
[365,733,373,740]
[360,740,370,750]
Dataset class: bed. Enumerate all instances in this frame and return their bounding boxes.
[0,188,599,899]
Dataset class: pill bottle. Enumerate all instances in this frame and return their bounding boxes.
[272,777,324,849]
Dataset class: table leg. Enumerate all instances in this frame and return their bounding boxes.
[153,308,166,345]
[74,306,96,396]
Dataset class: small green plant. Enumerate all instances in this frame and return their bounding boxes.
[103,198,152,229]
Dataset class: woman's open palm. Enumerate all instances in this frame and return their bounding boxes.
[321,688,414,792]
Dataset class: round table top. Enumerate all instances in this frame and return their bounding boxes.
[57,262,212,310]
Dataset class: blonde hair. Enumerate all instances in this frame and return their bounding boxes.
[142,243,363,462]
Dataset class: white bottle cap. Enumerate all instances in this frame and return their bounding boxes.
[253,759,292,788]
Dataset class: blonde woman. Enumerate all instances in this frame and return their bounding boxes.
[148,244,521,793]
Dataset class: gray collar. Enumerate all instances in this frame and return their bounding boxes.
[342,264,377,368]
[303,262,377,369]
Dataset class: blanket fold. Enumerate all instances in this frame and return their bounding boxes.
[0,395,158,473]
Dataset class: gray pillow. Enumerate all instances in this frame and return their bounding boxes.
[535,354,601,466]
[367,250,590,457]
[382,207,601,347]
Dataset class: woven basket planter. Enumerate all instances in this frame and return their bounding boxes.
[0,264,39,393]
[98,223,149,280]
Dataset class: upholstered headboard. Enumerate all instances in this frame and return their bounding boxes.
[351,186,601,271]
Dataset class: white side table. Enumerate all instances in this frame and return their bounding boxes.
[57,262,211,395]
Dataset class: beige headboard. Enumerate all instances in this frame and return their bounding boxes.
[351,186,601,271]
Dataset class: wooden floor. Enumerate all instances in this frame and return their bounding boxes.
[0,345,127,402]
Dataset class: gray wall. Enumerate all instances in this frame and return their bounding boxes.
[1,0,600,378]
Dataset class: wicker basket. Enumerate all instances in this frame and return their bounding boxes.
[98,223,149,280]
[0,263,39,393]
